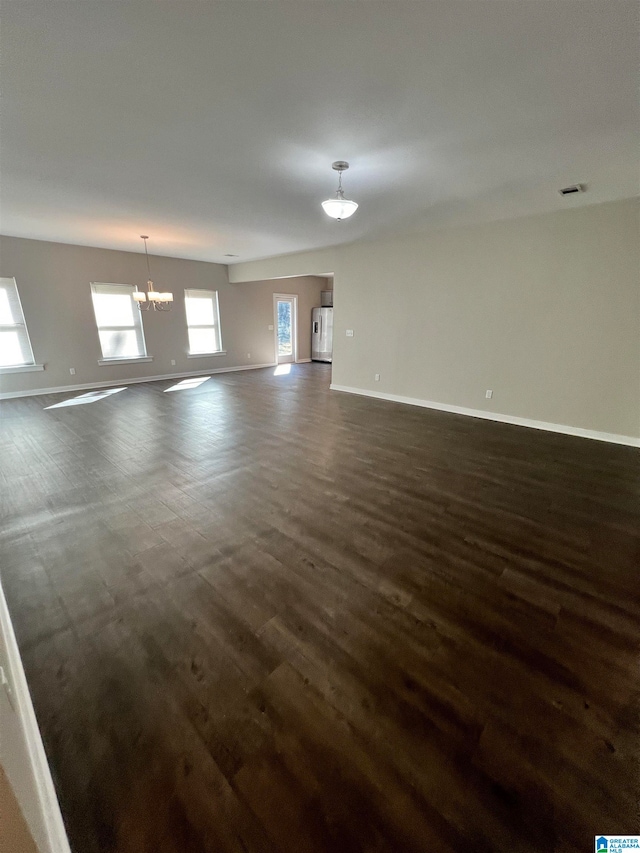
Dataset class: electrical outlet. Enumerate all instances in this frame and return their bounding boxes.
[170,359,176,366]
[247,353,251,359]
[268,324,274,331]
[346,329,354,337]
[486,389,493,399]
[374,374,380,382]
[69,368,76,375]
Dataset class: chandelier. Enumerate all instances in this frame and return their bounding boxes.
[321,161,358,220]
[133,236,174,311]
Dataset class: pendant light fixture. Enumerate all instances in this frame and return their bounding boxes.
[321,161,358,220]
[133,236,174,311]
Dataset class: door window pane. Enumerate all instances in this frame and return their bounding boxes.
[278,301,292,356]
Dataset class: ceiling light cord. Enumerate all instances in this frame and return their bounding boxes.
[142,235,152,283]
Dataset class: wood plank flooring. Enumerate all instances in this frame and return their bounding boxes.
[0,363,638,853]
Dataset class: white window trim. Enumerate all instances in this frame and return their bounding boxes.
[187,350,227,359]
[0,277,37,369]
[0,363,45,374]
[184,289,223,356]
[98,356,153,366]
[90,282,149,362]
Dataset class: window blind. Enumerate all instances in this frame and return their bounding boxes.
[184,289,222,355]
[90,283,147,360]
[0,277,36,367]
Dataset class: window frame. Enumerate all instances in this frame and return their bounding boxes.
[90,282,150,364]
[184,289,225,357]
[0,277,39,372]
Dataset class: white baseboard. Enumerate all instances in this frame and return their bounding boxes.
[329,384,640,447]
[296,358,312,364]
[0,362,277,400]
[0,580,72,853]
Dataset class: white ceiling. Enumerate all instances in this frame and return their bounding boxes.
[1,1,637,264]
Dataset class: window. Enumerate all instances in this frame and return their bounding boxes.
[184,289,223,355]
[0,277,36,368]
[90,283,148,361]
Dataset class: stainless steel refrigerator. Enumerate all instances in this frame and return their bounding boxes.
[311,307,333,362]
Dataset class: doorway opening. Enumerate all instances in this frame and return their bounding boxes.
[274,294,297,364]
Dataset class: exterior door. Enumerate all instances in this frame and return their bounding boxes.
[274,295,297,364]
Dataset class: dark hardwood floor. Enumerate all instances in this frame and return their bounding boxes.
[0,363,638,853]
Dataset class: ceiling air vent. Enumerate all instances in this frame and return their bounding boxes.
[559,184,586,196]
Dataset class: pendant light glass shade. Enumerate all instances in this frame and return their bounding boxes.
[321,161,358,220]
[321,195,358,220]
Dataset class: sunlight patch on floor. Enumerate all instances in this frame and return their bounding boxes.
[45,387,127,409]
[274,364,292,376]
[164,376,211,392]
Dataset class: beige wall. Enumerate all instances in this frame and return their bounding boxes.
[231,199,640,440]
[0,236,326,396]
[3,200,638,438]
[0,767,39,853]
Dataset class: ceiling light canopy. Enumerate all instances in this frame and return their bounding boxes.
[321,161,358,221]
[133,236,174,311]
